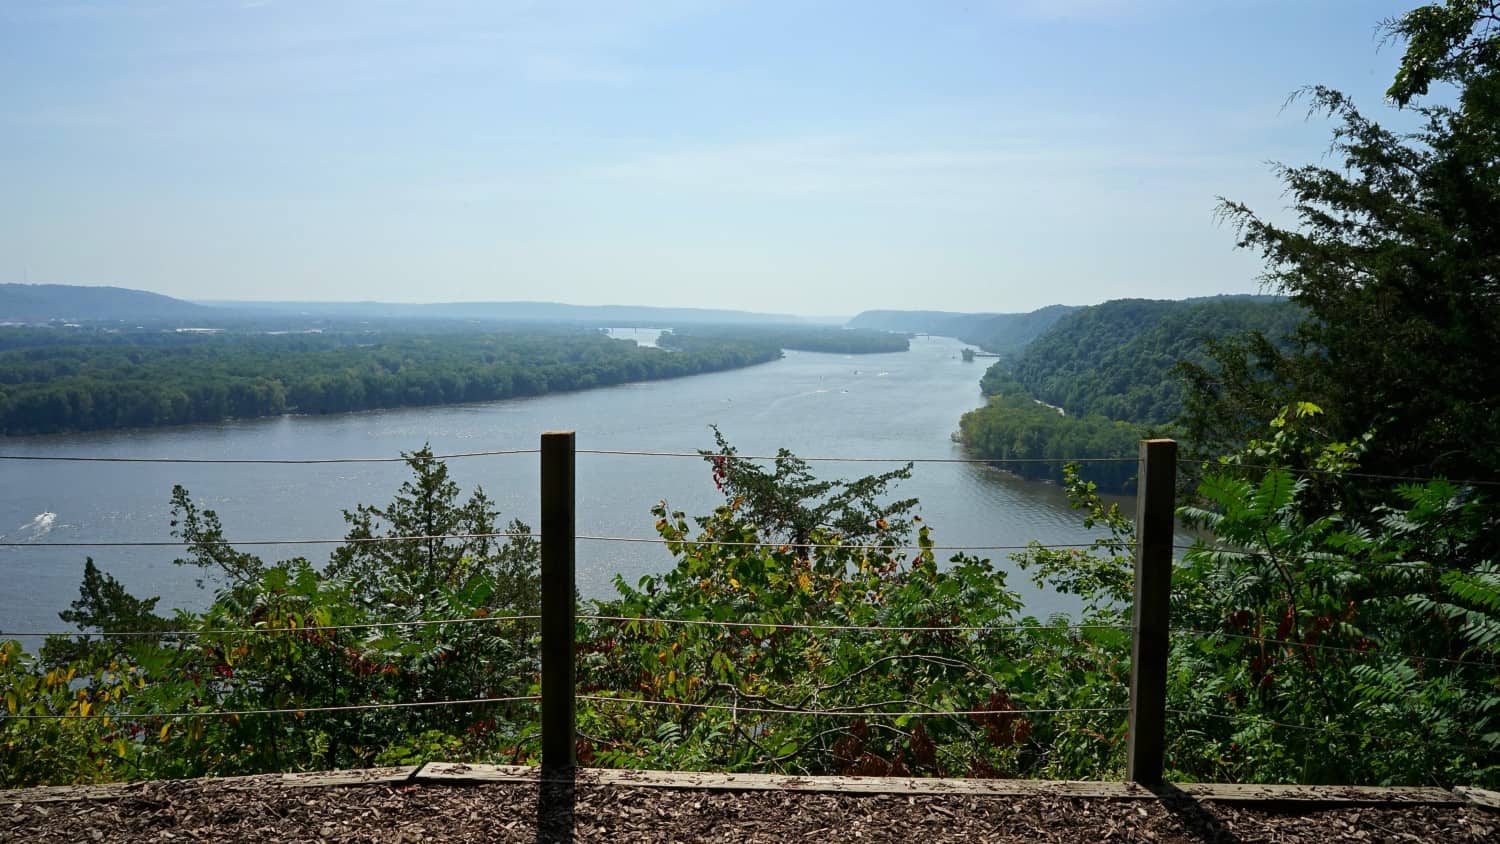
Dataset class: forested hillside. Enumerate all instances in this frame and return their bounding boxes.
[1010,297,1302,425]
[953,296,1301,486]
[0,329,783,435]
[0,284,216,323]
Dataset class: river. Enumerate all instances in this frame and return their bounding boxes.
[0,334,1124,635]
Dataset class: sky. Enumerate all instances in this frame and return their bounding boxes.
[1,0,1424,316]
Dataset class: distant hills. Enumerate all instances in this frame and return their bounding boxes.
[0,284,217,323]
[0,284,826,327]
[204,299,823,326]
[846,305,1079,356]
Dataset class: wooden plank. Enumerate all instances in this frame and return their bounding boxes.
[415,763,1143,797]
[1455,786,1500,811]
[1174,783,1459,805]
[0,768,416,805]
[1,765,1464,806]
[412,764,1461,804]
[280,766,418,787]
[0,782,134,805]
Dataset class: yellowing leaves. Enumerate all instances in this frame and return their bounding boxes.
[796,572,812,592]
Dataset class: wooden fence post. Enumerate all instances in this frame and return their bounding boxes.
[540,431,576,776]
[1127,438,1176,786]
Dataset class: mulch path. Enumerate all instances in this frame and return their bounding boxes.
[3,777,1495,843]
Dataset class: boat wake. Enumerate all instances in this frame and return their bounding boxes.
[2,512,58,543]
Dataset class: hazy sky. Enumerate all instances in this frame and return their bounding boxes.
[2,0,1419,316]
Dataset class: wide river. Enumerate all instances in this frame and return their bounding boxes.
[0,334,1126,635]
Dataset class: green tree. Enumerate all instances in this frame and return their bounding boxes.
[38,558,172,666]
[1198,0,1500,483]
[701,426,917,554]
[325,445,540,612]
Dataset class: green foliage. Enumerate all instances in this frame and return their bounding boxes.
[1,453,543,785]
[326,446,539,614]
[1386,0,1500,106]
[702,426,917,549]
[1,440,1136,786]
[579,453,1128,779]
[1166,407,1500,786]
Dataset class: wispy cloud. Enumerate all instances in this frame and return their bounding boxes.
[590,113,1257,208]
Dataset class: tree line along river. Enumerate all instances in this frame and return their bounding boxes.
[0,334,1124,635]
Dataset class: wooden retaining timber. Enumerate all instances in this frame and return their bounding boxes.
[0,766,420,805]
[2,764,1490,809]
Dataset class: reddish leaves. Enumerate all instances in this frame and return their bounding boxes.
[970,691,1032,748]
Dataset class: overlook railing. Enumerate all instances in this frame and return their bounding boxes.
[2,434,1493,812]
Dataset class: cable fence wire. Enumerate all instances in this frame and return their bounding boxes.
[1165,708,1498,757]
[2,533,1119,553]
[1,616,1124,641]
[1174,460,1500,489]
[0,615,541,640]
[3,695,542,721]
[1171,627,1496,669]
[7,443,1497,488]
[0,448,1133,467]
[582,615,1130,635]
[1170,544,1468,573]
[577,535,1114,553]
[0,531,541,549]
[0,448,539,465]
[576,695,1127,719]
[575,448,1138,465]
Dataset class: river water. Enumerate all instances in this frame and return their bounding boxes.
[0,335,1124,635]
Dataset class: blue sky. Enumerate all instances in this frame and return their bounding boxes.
[1,0,1420,316]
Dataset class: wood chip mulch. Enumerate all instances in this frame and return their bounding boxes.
[3,777,1495,843]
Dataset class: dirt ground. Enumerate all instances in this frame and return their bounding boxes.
[3,777,1495,844]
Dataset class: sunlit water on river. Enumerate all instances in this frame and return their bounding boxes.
[0,335,1130,635]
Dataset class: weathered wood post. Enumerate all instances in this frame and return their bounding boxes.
[540,431,576,774]
[538,431,577,842]
[1127,438,1176,785]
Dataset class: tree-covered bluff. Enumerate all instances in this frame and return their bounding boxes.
[953,297,1300,488]
[1008,297,1302,426]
